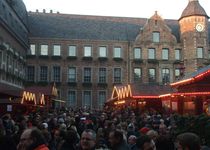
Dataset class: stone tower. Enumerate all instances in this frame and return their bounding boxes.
[179,0,209,76]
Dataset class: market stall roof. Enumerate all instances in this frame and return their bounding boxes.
[0,82,23,98]
[107,83,175,103]
[131,83,174,96]
[24,83,58,97]
[171,65,210,87]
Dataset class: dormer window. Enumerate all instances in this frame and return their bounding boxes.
[152,31,160,43]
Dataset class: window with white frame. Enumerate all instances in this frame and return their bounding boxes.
[27,66,35,82]
[68,90,76,107]
[134,47,141,59]
[84,46,92,57]
[162,68,170,84]
[113,68,121,83]
[39,66,48,81]
[148,48,155,59]
[30,44,36,55]
[113,47,122,58]
[83,91,91,108]
[99,46,107,57]
[152,31,160,42]
[98,91,106,109]
[40,44,48,56]
[162,48,169,60]
[175,49,181,60]
[98,68,106,83]
[52,66,60,82]
[197,47,203,58]
[175,69,181,79]
[83,67,91,83]
[134,68,142,82]
[53,45,61,56]
[148,68,156,83]
[68,45,76,56]
[68,67,76,82]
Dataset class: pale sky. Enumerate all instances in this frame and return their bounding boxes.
[22,0,210,19]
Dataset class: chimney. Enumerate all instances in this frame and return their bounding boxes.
[43,9,46,13]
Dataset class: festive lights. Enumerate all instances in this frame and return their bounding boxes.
[52,83,58,97]
[21,91,36,105]
[159,91,210,98]
[132,95,159,99]
[21,91,46,106]
[170,78,194,87]
[171,69,210,87]
[114,100,125,105]
[111,84,132,100]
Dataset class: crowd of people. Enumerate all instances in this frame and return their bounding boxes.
[0,107,210,150]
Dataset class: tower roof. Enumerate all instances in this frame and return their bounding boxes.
[180,0,209,20]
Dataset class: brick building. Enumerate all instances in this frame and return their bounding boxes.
[0,0,209,110]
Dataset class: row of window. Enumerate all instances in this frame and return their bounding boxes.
[31,44,182,60]
[27,66,122,83]
[134,47,204,60]
[27,66,182,84]
[134,68,181,84]
[63,90,106,109]
[30,44,123,58]
[30,44,206,60]
[0,72,23,87]
[0,50,25,78]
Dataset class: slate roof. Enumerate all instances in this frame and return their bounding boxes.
[10,0,28,26]
[28,12,182,42]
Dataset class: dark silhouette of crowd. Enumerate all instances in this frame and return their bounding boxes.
[0,107,210,150]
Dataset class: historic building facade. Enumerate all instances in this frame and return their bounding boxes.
[0,0,209,110]
[0,0,29,99]
[26,0,209,109]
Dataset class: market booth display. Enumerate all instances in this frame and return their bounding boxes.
[20,83,58,113]
[0,83,58,116]
[166,65,210,115]
[107,66,210,115]
[106,84,173,113]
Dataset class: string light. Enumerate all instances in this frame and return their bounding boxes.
[21,91,46,105]
[171,70,210,87]
[111,84,132,100]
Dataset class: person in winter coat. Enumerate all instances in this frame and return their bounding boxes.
[17,128,49,150]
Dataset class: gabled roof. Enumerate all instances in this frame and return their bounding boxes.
[171,65,210,87]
